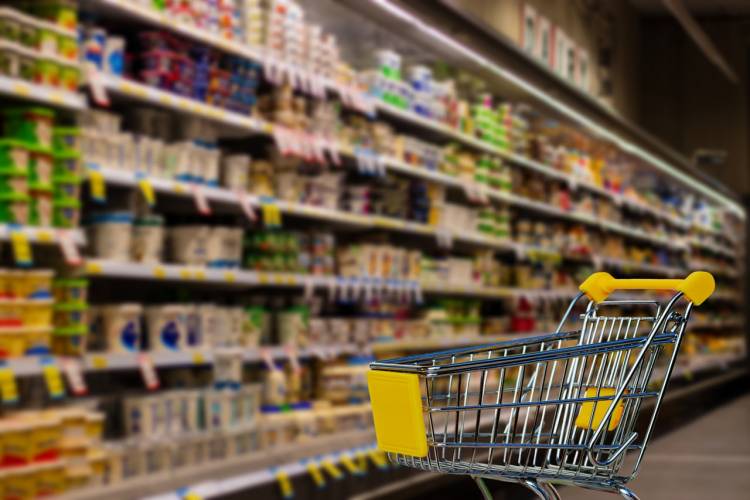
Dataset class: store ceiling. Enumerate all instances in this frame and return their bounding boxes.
[630,0,750,16]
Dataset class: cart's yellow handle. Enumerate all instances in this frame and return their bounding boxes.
[579,271,715,305]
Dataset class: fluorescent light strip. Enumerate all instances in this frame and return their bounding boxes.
[369,0,744,218]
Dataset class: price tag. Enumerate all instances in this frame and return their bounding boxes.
[192,351,206,365]
[322,460,343,480]
[259,347,276,371]
[36,230,53,243]
[137,175,156,207]
[306,461,326,488]
[356,451,368,472]
[273,126,291,155]
[235,190,257,222]
[10,229,32,267]
[41,359,66,400]
[0,365,19,404]
[138,353,160,391]
[340,455,362,475]
[223,271,236,283]
[90,355,108,369]
[275,470,294,499]
[85,63,110,106]
[88,167,107,202]
[57,230,82,266]
[62,358,87,396]
[191,184,211,215]
[153,266,167,279]
[261,203,282,228]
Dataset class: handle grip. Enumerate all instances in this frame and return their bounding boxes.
[579,271,714,305]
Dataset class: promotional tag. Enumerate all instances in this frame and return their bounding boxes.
[137,175,156,206]
[235,190,257,222]
[88,166,107,202]
[57,230,82,266]
[191,184,211,215]
[41,358,66,400]
[306,461,326,488]
[322,460,343,480]
[275,470,294,499]
[138,353,160,391]
[10,229,32,266]
[62,358,87,396]
[85,63,110,106]
[0,365,19,404]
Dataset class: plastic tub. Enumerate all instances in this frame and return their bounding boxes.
[3,107,55,148]
[131,215,164,264]
[51,325,86,356]
[53,150,81,177]
[53,302,88,328]
[28,145,54,188]
[24,326,52,355]
[53,173,81,200]
[10,269,53,299]
[0,192,30,224]
[0,328,27,357]
[18,300,53,327]
[52,197,80,228]
[52,278,88,304]
[59,63,79,91]
[0,165,28,196]
[26,189,50,227]
[0,139,29,169]
[101,303,142,352]
[87,212,133,260]
[0,268,11,298]
[34,58,61,87]
[145,305,186,352]
[169,225,210,266]
[53,127,80,152]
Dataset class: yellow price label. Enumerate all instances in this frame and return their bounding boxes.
[138,177,156,206]
[86,261,102,275]
[192,352,206,364]
[36,230,53,243]
[340,456,360,475]
[182,492,203,500]
[286,276,297,285]
[275,471,294,499]
[89,169,107,201]
[306,462,326,488]
[12,82,30,96]
[355,452,368,472]
[261,203,282,227]
[173,183,186,194]
[153,266,167,279]
[258,273,270,285]
[10,230,32,266]
[50,92,64,105]
[322,460,343,480]
[223,271,236,283]
[90,355,108,369]
[0,367,19,404]
[179,268,192,280]
[194,269,206,281]
[42,362,65,399]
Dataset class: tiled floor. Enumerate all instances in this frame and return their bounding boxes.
[569,394,750,499]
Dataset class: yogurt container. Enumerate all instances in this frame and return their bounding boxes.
[169,225,210,266]
[52,278,88,304]
[53,127,81,152]
[30,188,53,226]
[0,192,30,224]
[87,212,133,261]
[131,215,164,263]
[0,138,29,169]
[52,197,80,228]
[145,305,186,352]
[51,325,86,356]
[18,300,53,327]
[0,164,28,196]
[101,303,142,352]
[53,302,88,328]
[3,107,55,147]
[53,150,82,177]
[10,269,53,299]
[53,173,81,200]
[221,154,250,190]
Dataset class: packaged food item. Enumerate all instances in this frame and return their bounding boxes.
[3,108,55,147]
[51,325,86,356]
[221,154,250,190]
[145,305,186,352]
[28,145,54,188]
[53,173,80,200]
[30,189,53,226]
[52,278,87,304]
[53,150,81,178]
[18,300,53,327]
[98,303,143,352]
[131,215,164,263]
[276,305,309,345]
[87,211,133,260]
[0,192,30,224]
[169,225,210,266]
[10,269,53,299]
[52,197,79,228]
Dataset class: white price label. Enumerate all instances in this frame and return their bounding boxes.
[62,358,87,396]
[191,184,211,215]
[57,230,82,265]
[235,190,257,222]
[85,63,110,106]
[138,354,160,391]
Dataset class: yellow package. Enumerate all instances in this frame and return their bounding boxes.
[85,413,105,441]
[36,462,66,497]
[65,463,93,490]
[0,329,28,358]
[4,465,38,500]
[575,387,625,431]
[18,301,54,328]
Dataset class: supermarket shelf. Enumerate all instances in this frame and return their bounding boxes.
[96,73,273,135]
[65,428,376,500]
[0,75,86,110]
[377,103,691,231]
[90,166,519,253]
[370,333,537,352]
[383,156,686,250]
[690,238,738,259]
[0,224,85,245]
[8,342,359,377]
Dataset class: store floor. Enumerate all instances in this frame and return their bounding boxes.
[566,393,750,500]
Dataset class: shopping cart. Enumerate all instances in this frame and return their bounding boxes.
[367,272,715,499]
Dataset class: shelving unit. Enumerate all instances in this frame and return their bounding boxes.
[0,1,743,500]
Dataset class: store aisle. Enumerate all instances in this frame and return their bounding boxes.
[571,394,750,500]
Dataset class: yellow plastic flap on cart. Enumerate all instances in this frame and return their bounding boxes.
[579,271,715,305]
[367,370,428,457]
[575,388,624,431]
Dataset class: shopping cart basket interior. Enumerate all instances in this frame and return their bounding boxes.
[368,272,715,499]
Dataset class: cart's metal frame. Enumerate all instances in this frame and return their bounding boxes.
[369,272,714,499]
